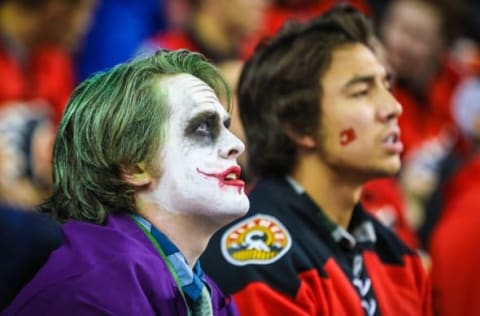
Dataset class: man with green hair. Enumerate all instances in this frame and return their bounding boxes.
[4,49,248,315]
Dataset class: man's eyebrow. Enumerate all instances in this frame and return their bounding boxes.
[342,72,393,90]
[343,75,375,90]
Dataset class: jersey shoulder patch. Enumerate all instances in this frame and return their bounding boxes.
[221,214,292,266]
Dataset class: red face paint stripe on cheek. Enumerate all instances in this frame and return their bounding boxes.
[339,128,356,146]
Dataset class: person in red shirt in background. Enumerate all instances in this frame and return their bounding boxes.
[140,0,269,63]
[379,1,466,226]
[261,0,371,37]
[359,0,468,255]
[427,47,480,314]
[380,0,465,158]
[0,0,96,123]
[240,0,372,59]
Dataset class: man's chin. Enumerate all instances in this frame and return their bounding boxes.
[217,201,250,223]
[371,165,401,179]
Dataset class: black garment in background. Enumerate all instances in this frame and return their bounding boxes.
[0,205,62,311]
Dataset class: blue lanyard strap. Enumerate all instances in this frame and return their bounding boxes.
[131,215,208,302]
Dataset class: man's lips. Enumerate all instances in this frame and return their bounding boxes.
[196,166,245,188]
[382,128,403,154]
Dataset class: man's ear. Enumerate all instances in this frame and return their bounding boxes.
[284,124,317,149]
[121,162,152,187]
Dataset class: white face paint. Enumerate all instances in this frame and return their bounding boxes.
[148,74,249,221]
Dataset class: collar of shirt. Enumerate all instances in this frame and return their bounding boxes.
[132,215,207,302]
[285,176,377,251]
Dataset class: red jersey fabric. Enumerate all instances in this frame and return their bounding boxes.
[361,178,419,249]
[0,46,75,123]
[395,60,463,157]
[202,176,432,316]
[429,155,480,315]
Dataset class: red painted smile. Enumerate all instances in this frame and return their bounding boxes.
[196,166,245,193]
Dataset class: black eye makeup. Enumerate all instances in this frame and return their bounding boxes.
[223,117,231,129]
[184,111,221,142]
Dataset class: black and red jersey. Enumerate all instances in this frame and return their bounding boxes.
[201,176,432,315]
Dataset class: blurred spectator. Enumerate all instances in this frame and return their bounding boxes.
[381,0,465,157]
[428,75,480,315]
[139,0,269,63]
[0,204,62,311]
[262,0,371,36]
[0,0,96,123]
[241,0,372,58]
[0,126,61,310]
[380,0,467,232]
[0,104,55,209]
[420,0,480,247]
[449,0,480,75]
[75,0,166,80]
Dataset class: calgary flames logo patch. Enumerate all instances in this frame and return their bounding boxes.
[221,214,292,266]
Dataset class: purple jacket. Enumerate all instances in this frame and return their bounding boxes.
[3,213,238,316]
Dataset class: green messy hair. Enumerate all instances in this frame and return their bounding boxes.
[40,49,231,224]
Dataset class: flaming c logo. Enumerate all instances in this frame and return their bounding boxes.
[221,214,292,266]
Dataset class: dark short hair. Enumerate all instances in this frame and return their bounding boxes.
[238,5,375,177]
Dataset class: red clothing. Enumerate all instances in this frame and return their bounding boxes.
[429,155,480,315]
[0,46,75,123]
[263,0,371,37]
[362,178,419,249]
[395,60,463,157]
[202,177,432,316]
[242,0,371,59]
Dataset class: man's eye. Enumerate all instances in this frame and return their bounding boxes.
[351,90,369,98]
[195,121,212,136]
[385,82,394,93]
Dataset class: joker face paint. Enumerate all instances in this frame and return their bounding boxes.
[148,74,249,221]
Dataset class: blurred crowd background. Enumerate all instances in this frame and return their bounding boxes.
[0,0,479,314]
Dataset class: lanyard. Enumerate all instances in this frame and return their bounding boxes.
[131,215,192,316]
